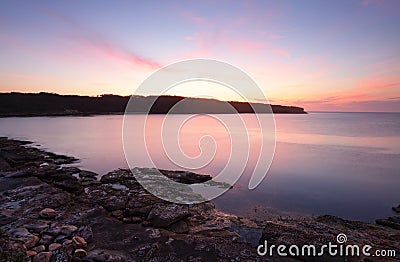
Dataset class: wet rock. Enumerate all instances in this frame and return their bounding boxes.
[53,176,83,194]
[45,226,61,236]
[61,166,81,174]
[32,245,46,253]
[102,196,126,211]
[81,179,101,187]
[62,239,74,255]
[52,247,69,262]
[122,216,142,224]
[24,234,40,249]
[74,248,87,258]
[33,251,52,262]
[79,170,98,178]
[3,170,30,178]
[168,220,189,234]
[124,205,152,218]
[100,169,135,184]
[60,225,78,237]
[0,231,27,260]
[38,233,54,245]
[260,215,400,261]
[72,236,87,249]
[376,216,400,230]
[1,138,399,262]
[49,242,62,251]
[0,157,10,170]
[124,199,152,217]
[0,214,14,226]
[25,221,49,233]
[146,228,161,239]
[392,204,400,213]
[53,234,68,243]
[84,249,127,262]
[159,169,212,184]
[8,227,39,249]
[9,227,30,238]
[73,225,93,242]
[27,250,37,257]
[39,208,57,219]
[147,203,190,227]
[111,210,123,218]
[141,220,152,227]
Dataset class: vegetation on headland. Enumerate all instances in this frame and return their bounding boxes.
[0,92,306,117]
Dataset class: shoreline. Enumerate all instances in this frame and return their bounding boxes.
[0,111,306,118]
[0,137,399,261]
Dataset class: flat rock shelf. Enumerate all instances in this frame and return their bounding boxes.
[0,137,398,261]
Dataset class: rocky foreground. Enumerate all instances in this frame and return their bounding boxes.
[0,137,399,261]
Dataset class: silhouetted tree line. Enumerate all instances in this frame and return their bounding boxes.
[0,92,306,116]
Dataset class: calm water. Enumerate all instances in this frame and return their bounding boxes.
[0,113,399,222]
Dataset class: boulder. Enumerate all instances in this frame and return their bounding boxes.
[102,196,126,211]
[147,203,190,227]
[53,176,83,194]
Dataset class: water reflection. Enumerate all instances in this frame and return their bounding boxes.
[0,113,398,222]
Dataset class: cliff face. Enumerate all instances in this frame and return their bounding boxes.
[0,92,306,116]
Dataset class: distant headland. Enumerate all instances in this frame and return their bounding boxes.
[0,92,306,117]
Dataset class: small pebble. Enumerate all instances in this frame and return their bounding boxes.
[72,236,87,248]
[26,250,37,257]
[49,242,62,251]
[39,208,57,219]
[74,248,87,258]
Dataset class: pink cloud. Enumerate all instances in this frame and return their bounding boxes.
[180,3,290,59]
[281,73,400,111]
[3,73,49,81]
[38,6,161,69]
[270,47,290,58]
[367,57,400,76]
[268,34,286,40]
[358,76,400,90]
[360,0,385,6]
[278,94,400,112]
[181,10,206,25]
[71,34,161,69]
[184,30,290,58]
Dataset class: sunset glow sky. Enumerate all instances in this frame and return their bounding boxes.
[1,0,399,112]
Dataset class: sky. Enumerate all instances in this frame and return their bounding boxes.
[0,0,399,112]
